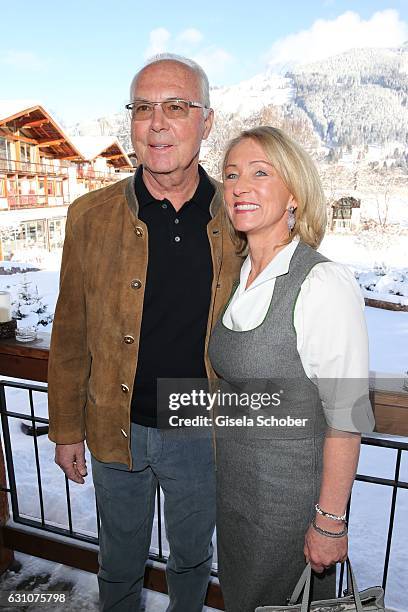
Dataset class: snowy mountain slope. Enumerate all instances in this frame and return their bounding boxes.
[67,45,408,158]
[290,45,408,147]
[209,72,293,117]
[292,45,408,78]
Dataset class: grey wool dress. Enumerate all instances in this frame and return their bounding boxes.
[208,242,337,612]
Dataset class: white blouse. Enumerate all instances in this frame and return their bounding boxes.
[222,239,375,432]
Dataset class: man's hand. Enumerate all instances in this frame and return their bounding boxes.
[304,523,347,573]
[55,442,88,484]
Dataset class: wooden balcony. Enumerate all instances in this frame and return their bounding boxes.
[76,166,118,182]
[0,158,70,178]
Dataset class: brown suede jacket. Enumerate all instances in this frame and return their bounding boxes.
[47,172,242,467]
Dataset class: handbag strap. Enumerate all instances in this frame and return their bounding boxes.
[345,559,364,612]
[288,564,311,605]
[288,559,364,612]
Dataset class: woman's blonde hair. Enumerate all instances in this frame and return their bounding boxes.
[222,126,327,254]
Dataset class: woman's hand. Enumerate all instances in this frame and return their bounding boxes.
[303,521,348,573]
[304,429,360,573]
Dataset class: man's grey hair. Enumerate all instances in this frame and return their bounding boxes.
[129,53,211,108]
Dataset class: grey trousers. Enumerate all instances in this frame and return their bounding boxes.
[91,424,216,612]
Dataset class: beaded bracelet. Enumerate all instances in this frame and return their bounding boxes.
[315,503,347,522]
[311,518,348,539]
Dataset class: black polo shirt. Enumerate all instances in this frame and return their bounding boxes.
[131,165,215,427]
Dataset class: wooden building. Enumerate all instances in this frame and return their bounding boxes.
[0,102,133,259]
[0,102,82,211]
[330,196,361,231]
[70,136,133,200]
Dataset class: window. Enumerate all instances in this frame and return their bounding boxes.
[7,179,16,195]
[49,218,65,248]
[47,180,55,196]
[55,180,63,196]
[22,220,46,247]
[0,138,13,169]
[18,180,30,196]
[0,138,7,159]
[20,143,30,163]
[19,142,36,163]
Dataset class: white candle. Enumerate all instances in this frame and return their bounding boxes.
[0,291,11,323]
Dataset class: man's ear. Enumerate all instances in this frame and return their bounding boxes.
[203,108,214,140]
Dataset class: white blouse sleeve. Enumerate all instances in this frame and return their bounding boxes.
[295,262,375,433]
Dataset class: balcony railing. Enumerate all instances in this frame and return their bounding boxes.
[76,167,119,181]
[0,334,407,610]
[0,158,70,178]
[0,334,222,607]
[5,195,70,210]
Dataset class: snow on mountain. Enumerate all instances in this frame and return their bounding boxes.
[292,45,408,77]
[67,45,408,163]
[289,44,408,147]
[209,72,293,117]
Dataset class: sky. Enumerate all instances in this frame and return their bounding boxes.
[0,1,408,125]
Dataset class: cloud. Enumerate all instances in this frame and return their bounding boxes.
[1,50,46,71]
[192,47,234,80]
[176,28,203,46]
[144,27,171,58]
[143,28,234,82]
[265,9,408,68]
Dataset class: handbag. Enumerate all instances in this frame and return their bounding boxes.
[255,559,385,611]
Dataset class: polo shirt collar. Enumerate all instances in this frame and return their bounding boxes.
[134,164,214,212]
[134,165,155,208]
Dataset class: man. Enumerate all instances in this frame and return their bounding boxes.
[48,54,241,612]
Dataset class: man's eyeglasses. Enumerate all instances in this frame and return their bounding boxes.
[125,98,208,121]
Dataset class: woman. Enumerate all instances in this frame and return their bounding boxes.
[208,126,375,611]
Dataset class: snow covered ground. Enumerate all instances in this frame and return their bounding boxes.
[365,307,408,375]
[320,232,408,273]
[0,232,407,610]
[2,231,407,375]
[0,552,219,611]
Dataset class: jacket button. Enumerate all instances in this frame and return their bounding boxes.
[121,428,128,438]
[121,384,130,393]
[131,279,142,289]
[134,226,144,237]
[124,335,135,344]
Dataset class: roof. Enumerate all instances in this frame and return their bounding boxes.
[0,101,83,160]
[0,100,42,122]
[70,136,133,169]
[332,196,361,209]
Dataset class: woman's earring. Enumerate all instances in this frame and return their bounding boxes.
[287,206,296,232]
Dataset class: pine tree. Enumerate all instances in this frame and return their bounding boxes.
[12,276,54,327]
